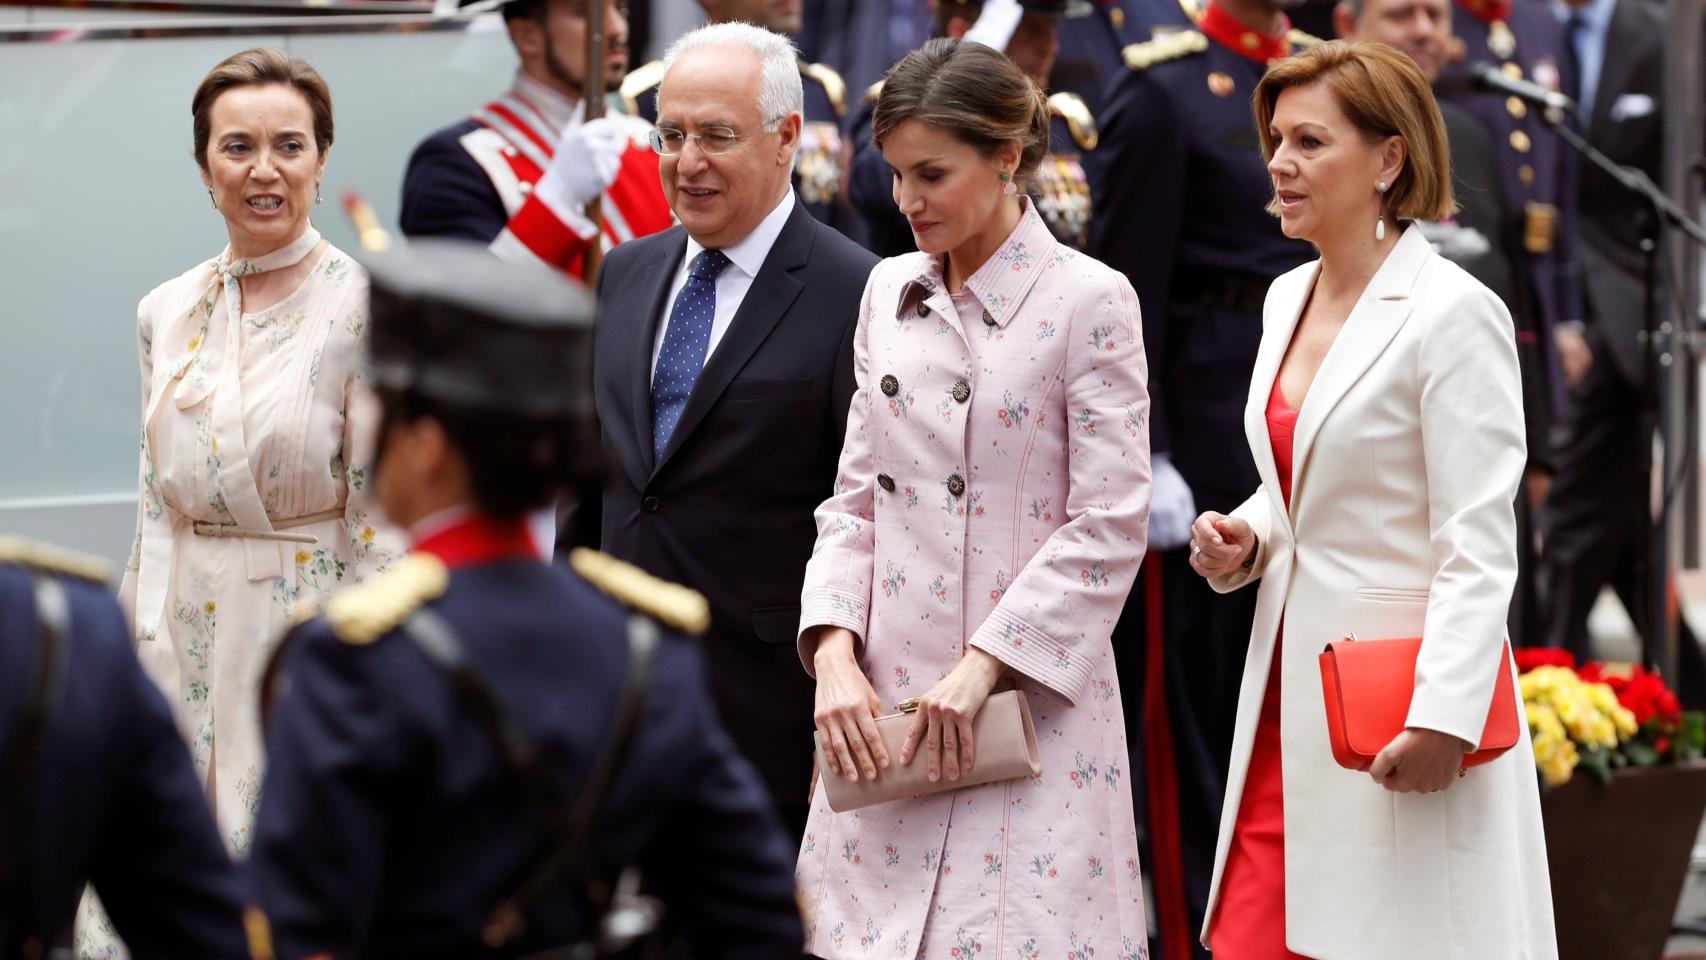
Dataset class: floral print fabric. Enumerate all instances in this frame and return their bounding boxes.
[796,199,1154,957]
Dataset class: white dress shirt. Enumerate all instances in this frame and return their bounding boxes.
[1550,0,1617,122]
[650,189,797,381]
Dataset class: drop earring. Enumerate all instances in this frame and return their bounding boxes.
[1000,171,1018,197]
[1375,180,1388,241]
[315,182,324,205]
[208,188,217,210]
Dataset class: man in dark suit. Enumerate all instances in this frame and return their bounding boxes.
[247,240,803,958]
[0,539,248,960]
[1086,7,1318,958]
[593,21,879,840]
[1539,0,1666,659]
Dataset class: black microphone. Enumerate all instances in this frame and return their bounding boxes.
[1468,61,1578,117]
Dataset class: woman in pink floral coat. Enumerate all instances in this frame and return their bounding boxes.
[797,39,1153,959]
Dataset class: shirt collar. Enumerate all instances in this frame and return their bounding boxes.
[897,196,1058,329]
[411,507,541,568]
[511,69,580,133]
[684,189,797,281]
[1551,0,1614,30]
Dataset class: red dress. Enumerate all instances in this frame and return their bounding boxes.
[1209,378,1309,959]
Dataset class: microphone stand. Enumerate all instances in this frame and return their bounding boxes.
[1539,107,1706,683]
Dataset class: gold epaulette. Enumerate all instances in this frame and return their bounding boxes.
[569,548,710,636]
[1288,28,1324,50]
[0,536,111,585]
[326,553,449,646]
[618,59,666,117]
[1047,91,1099,151]
[1122,30,1209,71]
[858,79,884,109]
[801,60,848,118]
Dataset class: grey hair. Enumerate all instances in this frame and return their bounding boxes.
[659,21,804,131]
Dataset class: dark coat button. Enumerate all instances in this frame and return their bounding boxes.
[946,473,965,497]
[982,309,996,327]
[877,473,896,492]
[916,300,930,318]
[642,496,660,513]
[880,374,899,397]
[952,379,971,403]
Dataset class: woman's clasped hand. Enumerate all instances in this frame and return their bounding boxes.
[811,627,1004,784]
[1187,511,1257,577]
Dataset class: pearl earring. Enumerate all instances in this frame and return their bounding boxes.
[1000,171,1018,197]
[1375,180,1388,241]
[315,182,324,205]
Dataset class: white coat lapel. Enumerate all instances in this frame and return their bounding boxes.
[1245,261,1316,523]
[1289,226,1431,505]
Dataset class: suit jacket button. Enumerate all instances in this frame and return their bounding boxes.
[952,379,971,403]
[946,473,965,497]
[982,309,996,327]
[916,300,930,318]
[642,495,661,513]
[877,473,896,492]
[880,374,899,397]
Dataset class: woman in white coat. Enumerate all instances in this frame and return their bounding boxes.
[1187,42,1555,960]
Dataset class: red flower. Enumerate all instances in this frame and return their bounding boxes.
[1515,648,1576,673]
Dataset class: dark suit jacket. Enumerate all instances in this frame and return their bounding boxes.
[593,198,879,815]
[1576,0,1666,386]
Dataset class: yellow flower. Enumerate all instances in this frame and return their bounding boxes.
[186,335,202,352]
[295,550,312,565]
[361,526,375,544]
[203,600,216,615]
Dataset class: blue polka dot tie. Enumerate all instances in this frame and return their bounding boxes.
[651,248,732,459]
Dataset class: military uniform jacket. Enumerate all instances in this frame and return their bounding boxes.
[247,513,803,959]
[846,86,1099,256]
[399,72,674,282]
[1439,0,1580,412]
[0,544,248,960]
[1086,7,1315,507]
[622,57,851,229]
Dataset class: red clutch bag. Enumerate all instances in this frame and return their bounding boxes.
[1318,635,1521,771]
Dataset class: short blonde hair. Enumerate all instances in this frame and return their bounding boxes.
[1253,40,1455,221]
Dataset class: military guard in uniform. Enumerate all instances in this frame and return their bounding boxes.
[847,0,1099,256]
[1437,0,1576,646]
[399,0,673,281]
[245,241,803,959]
[1053,0,1195,116]
[619,1,851,230]
[0,539,250,960]
[1086,5,1317,958]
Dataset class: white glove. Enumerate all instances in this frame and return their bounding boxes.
[540,116,629,211]
[1149,454,1197,551]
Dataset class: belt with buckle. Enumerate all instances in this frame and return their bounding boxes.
[190,507,343,544]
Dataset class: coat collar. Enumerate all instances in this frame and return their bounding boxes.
[1247,224,1432,520]
[895,196,1057,330]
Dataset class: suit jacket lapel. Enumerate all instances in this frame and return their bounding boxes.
[1244,261,1315,523]
[1289,226,1430,505]
[627,229,689,480]
[652,202,814,476]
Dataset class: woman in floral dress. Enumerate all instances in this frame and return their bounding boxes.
[798,39,1153,959]
[120,48,399,857]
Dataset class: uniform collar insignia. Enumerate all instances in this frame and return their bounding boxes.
[1455,0,1513,26]
[1199,0,1292,63]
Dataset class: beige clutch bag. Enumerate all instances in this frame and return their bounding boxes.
[815,689,1042,813]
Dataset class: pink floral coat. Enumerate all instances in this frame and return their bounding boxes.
[796,200,1153,959]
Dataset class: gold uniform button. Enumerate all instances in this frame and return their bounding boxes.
[946,473,966,497]
[1240,32,1260,50]
[877,473,896,492]
[1519,164,1536,186]
[879,374,899,397]
[1510,130,1532,153]
[1110,6,1124,30]
[1507,96,1527,119]
[1502,62,1523,81]
[952,379,971,403]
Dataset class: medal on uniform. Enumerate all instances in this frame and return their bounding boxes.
[1488,20,1515,59]
[1208,72,1236,97]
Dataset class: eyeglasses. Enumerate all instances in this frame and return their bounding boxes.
[648,116,788,157]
